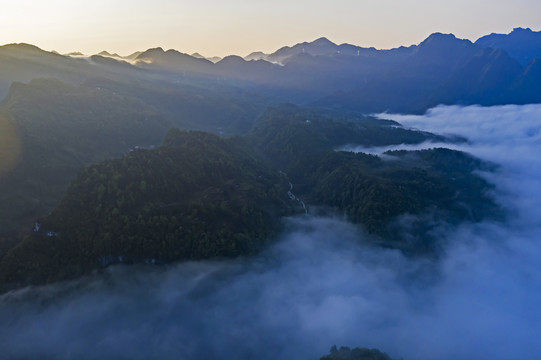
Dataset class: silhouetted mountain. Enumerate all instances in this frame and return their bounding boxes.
[135,47,214,74]
[244,51,269,61]
[476,27,541,66]
[124,50,142,60]
[267,37,369,63]
[3,28,541,112]
[314,32,540,113]
[0,43,86,97]
[89,55,135,69]
[0,43,149,98]
[9,31,534,113]
[97,50,121,58]
[215,55,279,83]
[207,56,222,63]
[189,53,222,63]
[266,37,333,63]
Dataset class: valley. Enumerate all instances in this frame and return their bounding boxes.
[0,25,540,360]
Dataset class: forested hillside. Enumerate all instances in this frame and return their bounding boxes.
[0,130,300,288]
[0,79,170,237]
[247,106,497,246]
[0,105,500,290]
[0,75,272,240]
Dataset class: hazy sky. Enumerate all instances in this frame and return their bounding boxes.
[0,0,539,57]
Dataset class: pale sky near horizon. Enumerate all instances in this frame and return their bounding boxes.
[0,0,539,57]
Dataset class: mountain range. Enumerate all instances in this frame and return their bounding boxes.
[476,27,541,66]
[1,27,539,112]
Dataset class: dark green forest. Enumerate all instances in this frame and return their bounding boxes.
[0,76,271,240]
[0,103,499,290]
[246,105,497,245]
[320,346,397,360]
[0,130,299,287]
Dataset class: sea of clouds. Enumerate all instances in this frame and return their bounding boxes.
[1,104,540,360]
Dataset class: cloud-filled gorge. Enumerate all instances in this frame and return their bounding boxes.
[1,105,541,360]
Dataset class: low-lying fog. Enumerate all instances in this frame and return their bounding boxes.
[2,104,541,360]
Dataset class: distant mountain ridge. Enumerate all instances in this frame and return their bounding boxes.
[134,47,215,72]
[97,50,121,58]
[0,27,540,112]
[244,51,268,61]
[88,29,541,111]
[476,27,541,66]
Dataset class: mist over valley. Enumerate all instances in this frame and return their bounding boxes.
[0,25,541,359]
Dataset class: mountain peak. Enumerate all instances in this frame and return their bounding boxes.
[145,47,165,54]
[311,37,335,45]
[418,32,472,51]
[421,32,458,44]
[244,51,268,61]
[218,55,245,64]
[136,47,165,60]
[266,37,340,63]
[1,43,45,54]
[475,27,541,65]
[512,27,533,33]
[97,51,121,58]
